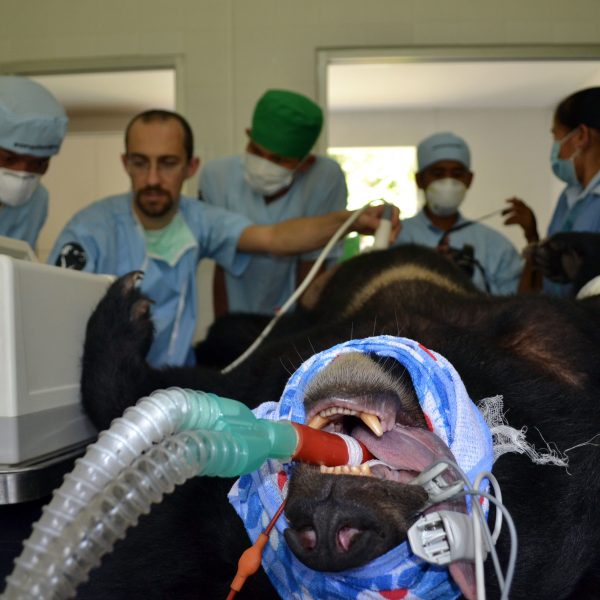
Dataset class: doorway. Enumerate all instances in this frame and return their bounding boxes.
[319,47,600,249]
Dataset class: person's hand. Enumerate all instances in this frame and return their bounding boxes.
[529,237,582,283]
[354,204,401,244]
[532,232,600,285]
[502,198,539,243]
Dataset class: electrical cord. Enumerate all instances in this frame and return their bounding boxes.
[221,203,380,374]
[226,500,287,599]
[437,208,506,294]
[475,471,503,544]
[423,459,517,600]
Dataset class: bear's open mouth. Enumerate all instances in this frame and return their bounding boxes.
[305,396,458,485]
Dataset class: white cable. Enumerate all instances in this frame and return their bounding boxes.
[422,459,516,599]
[473,470,502,600]
[475,471,503,544]
[463,490,518,600]
[472,492,486,600]
[221,203,376,374]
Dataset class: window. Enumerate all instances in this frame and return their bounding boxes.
[328,146,418,216]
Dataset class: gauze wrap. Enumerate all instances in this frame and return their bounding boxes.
[229,335,494,599]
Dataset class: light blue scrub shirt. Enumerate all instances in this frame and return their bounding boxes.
[544,170,600,296]
[199,155,347,314]
[394,209,523,295]
[48,193,252,367]
[0,184,48,247]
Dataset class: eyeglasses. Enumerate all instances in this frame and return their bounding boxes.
[125,154,184,175]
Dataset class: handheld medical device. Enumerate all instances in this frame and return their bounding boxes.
[0,254,113,465]
[371,202,394,250]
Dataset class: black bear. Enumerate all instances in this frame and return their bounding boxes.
[4,244,600,599]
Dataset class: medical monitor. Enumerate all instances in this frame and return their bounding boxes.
[0,234,38,262]
[0,256,114,464]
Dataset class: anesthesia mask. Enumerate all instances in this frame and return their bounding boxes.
[0,167,41,208]
[244,152,295,196]
[425,178,467,217]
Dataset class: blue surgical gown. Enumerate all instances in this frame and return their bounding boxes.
[394,209,523,295]
[0,184,48,248]
[199,155,347,314]
[48,193,252,367]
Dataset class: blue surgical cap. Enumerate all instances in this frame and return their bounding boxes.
[417,132,470,172]
[0,76,68,157]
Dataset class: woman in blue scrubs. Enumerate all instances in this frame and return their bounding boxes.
[503,86,600,295]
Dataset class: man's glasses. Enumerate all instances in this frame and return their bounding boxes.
[125,155,184,175]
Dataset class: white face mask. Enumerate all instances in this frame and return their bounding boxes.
[0,167,41,208]
[425,178,467,217]
[243,152,294,196]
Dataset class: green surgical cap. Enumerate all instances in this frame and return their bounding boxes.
[251,89,323,159]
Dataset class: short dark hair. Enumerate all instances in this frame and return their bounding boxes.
[554,87,600,132]
[125,109,194,160]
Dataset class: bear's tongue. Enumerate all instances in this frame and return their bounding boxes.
[352,423,456,473]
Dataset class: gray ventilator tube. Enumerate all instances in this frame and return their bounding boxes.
[2,387,287,600]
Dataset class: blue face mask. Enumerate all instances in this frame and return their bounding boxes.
[550,128,580,186]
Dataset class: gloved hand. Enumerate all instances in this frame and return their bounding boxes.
[531,232,600,290]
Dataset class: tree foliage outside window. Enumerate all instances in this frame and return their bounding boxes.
[328,146,419,217]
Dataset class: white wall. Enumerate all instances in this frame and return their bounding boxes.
[329,107,564,250]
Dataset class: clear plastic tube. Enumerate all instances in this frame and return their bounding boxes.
[3,428,250,600]
[1,388,242,600]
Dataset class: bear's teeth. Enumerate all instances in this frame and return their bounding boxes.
[307,414,329,429]
[319,464,372,476]
[359,412,383,437]
[307,410,383,436]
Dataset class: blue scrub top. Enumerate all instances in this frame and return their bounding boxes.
[544,170,600,296]
[199,155,347,314]
[48,193,252,367]
[0,184,48,247]
[394,209,523,295]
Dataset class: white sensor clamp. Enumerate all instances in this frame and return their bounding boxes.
[410,462,464,508]
[408,510,489,565]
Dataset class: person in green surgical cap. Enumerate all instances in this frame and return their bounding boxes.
[199,89,348,317]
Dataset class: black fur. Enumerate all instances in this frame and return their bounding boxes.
[3,244,600,599]
[534,231,600,293]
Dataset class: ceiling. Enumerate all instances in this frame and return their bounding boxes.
[327,60,600,111]
[31,70,175,116]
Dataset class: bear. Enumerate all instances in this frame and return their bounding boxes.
[3,244,600,600]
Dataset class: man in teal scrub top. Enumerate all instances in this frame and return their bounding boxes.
[199,89,348,316]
